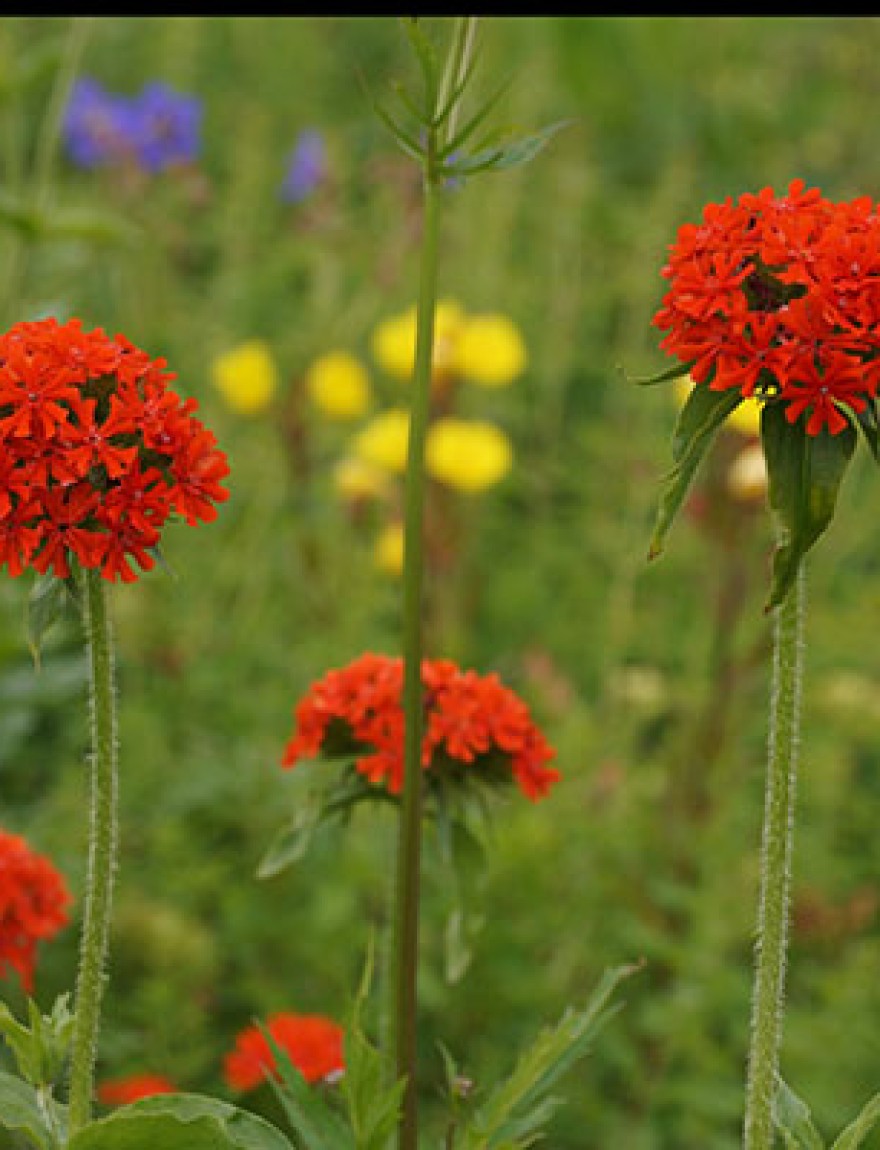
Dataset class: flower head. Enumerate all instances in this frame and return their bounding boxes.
[425,417,513,492]
[453,313,527,387]
[211,340,279,416]
[305,351,371,419]
[373,520,404,575]
[352,409,410,474]
[282,653,560,801]
[0,830,71,992]
[0,316,229,582]
[223,1012,345,1092]
[654,179,880,436]
[62,78,139,169]
[371,300,465,383]
[333,456,389,503]
[97,1074,177,1106]
[130,82,201,172]
[281,129,327,203]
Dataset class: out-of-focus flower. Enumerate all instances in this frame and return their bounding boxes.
[352,409,410,474]
[727,442,769,503]
[283,652,560,801]
[0,316,229,583]
[453,313,527,387]
[0,830,71,992]
[374,521,404,575]
[674,377,762,437]
[211,340,280,416]
[281,129,326,203]
[62,78,201,173]
[333,457,389,503]
[371,299,465,383]
[130,81,202,172]
[425,417,512,492]
[305,351,371,419]
[223,1012,345,1092]
[98,1075,178,1106]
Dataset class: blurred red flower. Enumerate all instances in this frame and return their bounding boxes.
[0,829,71,992]
[97,1074,177,1105]
[654,179,880,435]
[0,316,229,582]
[223,1012,345,1092]
[282,652,560,801]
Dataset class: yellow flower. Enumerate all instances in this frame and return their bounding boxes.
[333,456,389,502]
[305,351,371,419]
[352,409,410,474]
[674,376,762,437]
[374,521,404,575]
[425,417,513,492]
[371,299,465,382]
[453,313,527,387]
[727,442,768,503]
[211,340,279,415]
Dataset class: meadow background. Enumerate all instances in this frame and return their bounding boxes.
[3,14,880,1149]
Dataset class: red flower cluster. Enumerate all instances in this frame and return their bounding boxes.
[0,316,229,582]
[654,179,880,435]
[282,652,560,801]
[223,1012,345,1092]
[97,1074,177,1105]
[0,829,71,992]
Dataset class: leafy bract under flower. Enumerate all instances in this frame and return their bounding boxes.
[282,652,560,802]
[223,1012,345,1092]
[0,316,229,583]
[0,829,71,992]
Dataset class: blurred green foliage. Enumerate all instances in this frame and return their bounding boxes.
[2,14,880,1149]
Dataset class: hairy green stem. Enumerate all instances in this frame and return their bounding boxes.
[743,560,805,1149]
[68,568,118,1133]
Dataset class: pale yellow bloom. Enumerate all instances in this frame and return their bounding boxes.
[333,456,390,502]
[352,409,410,474]
[305,351,371,419]
[425,417,513,492]
[453,313,527,387]
[371,299,465,382]
[673,376,762,437]
[211,340,279,415]
[727,442,768,503]
[374,521,404,575]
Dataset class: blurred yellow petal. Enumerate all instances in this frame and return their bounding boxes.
[425,417,513,492]
[371,299,465,382]
[352,408,410,474]
[674,376,762,437]
[305,351,371,419]
[727,442,768,503]
[454,313,527,387]
[211,340,279,415]
[333,456,390,501]
[374,521,404,575]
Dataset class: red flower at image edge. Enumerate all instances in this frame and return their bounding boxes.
[0,829,71,993]
[0,316,229,582]
[282,652,560,801]
[97,1074,178,1105]
[223,1012,345,1092]
[654,179,880,435]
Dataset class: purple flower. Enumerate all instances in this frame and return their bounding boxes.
[280,129,326,204]
[62,77,139,169]
[130,82,202,173]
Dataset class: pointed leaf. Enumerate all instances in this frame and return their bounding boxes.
[26,575,70,671]
[773,1078,825,1150]
[0,1072,54,1149]
[831,1091,880,1149]
[400,16,439,120]
[761,403,857,611]
[449,119,571,176]
[648,383,744,558]
[262,1036,354,1150]
[626,358,695,387]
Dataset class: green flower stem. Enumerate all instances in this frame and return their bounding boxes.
[743,559,805,1150]
[68,568,119,1134]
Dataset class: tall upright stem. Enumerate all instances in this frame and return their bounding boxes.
[68,568,119,1133]
[743,560,805,1149]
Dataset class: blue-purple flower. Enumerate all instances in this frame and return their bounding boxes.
[62,78,137,169]
[130,82,201,172]
[280,129,326,203]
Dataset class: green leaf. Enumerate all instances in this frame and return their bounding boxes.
[262,1038,354,1150]
[0,190,43,240]
[25,575,71,671]
[648,383,744,559]
[831,1090,880,1149]
[459,962,640,1149]
[0,1072,55,1149]
[761,403,857,612]
[773,1078,825,1149]
[399,17,439,121]
[42,207,138,247]
[68,1094,294,1150]
[448,119,571,176]
[0,994,74,1088]
[626,358,696,387]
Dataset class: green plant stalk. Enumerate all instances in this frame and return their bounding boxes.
[743,559,805,1150]
[67,568,119,1133]
[393,163,441,1150]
